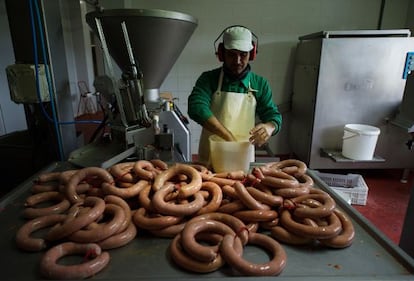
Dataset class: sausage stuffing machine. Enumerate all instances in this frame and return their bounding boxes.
[68,8,198,168]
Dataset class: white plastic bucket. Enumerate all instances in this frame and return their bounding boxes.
[209,135,253,173]
[342,124,380,160]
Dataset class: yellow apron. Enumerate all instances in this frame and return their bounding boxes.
[198,69,257,166]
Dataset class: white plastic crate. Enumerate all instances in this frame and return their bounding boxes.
[315,172,369,205]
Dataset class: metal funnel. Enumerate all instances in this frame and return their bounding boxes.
[85,9,198,102]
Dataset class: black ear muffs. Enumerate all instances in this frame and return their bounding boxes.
[214,25,259,62]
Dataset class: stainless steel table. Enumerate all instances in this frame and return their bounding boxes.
[1,162,414,280]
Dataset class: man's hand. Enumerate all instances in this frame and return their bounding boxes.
[249,122,276,147]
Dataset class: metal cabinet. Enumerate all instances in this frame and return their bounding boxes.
[290,30,414,169]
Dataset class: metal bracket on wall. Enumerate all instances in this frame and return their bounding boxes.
[320,148,385,163]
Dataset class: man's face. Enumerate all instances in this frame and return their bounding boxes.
[223,49,250,76]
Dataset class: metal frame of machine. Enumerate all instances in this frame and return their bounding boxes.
[68,8,198,168]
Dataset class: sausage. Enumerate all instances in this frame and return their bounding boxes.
[290,193,336,219]
[15,214,67,252]
[149,221,186,238]
[39,242,110,279]
[64,167,114,204]
[245,186,283,207]
[259,217,280,230]
[233,181,270,210]
[261,175,300,190]
[186,212,249,245]
[101,179,148,199]
[23,191,70,219]
[201,173,236,187]
[132,207,183,230]
[31,182,59,193]
[181,219,236,262]
[268,159,307,176]
[220,232,287,276]
[221,184,238,200]
[232,209,279,223]
[97,221,137,250]
[152,163,202,199]
[214,170,246,180]
[108,161,137,183]
[270,225,314,245]
[216,200,245,214]
[318,208,355,248]
[68,203,126,243]
[195,181,223,215]
[169,232,243,273]
[133,160,157,180]
[280,209,342,239]
[34,171,62,183]
[104,195,131,233]
[150,159,169,171]
[137,181,156,212]
[274,185,311,198]
[151,184,204,216]
[46,196,106,241]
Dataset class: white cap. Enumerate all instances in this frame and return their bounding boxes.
[223,26,253,52]
[408,124,414,133]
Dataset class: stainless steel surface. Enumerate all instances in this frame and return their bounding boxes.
[290,30,414,169]
[1,163,414,280]
[85,8,198,102]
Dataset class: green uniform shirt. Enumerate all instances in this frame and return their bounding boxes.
[188,67,282,134]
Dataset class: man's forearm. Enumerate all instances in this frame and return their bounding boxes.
[202,116,236,141]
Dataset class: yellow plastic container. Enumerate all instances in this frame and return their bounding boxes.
[209,135,253,173]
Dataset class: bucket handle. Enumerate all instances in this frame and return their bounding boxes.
[343,131,361,140]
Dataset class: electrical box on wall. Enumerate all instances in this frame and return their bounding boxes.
[6,64,50,104]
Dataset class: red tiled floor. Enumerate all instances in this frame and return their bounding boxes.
[352,169,413,244]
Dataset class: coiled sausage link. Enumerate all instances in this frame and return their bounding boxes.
[108,162,136,183]
[280,209,342,239]
[97,221,137,250]
[220,232,287,276]
[15,214,67,252]
[46,196,105,241]
[39,242,110,279]
[132,207,183,230]
[245,186,283,207]
[23,191,70,219]
[270,225,314,245]
[101,179,148,199]
[289,193,336,219]
[151,184,204,216]
[187,212,249,245]
[152,163,202,199]
[133,160,157,180]
[233,181,270,210]
[318,208,355,248]
[195,181,223,215]
[64,167,114,204]
[268,159,307,176]
[104,195,131,233]
[169,232,243,273]
[68,203,126,243]
[232,209,279,223]
[181,219,237,262]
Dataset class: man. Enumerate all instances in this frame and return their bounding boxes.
[188,25,282,165]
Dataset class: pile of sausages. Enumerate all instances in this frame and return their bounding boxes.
[14,158,354,279]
